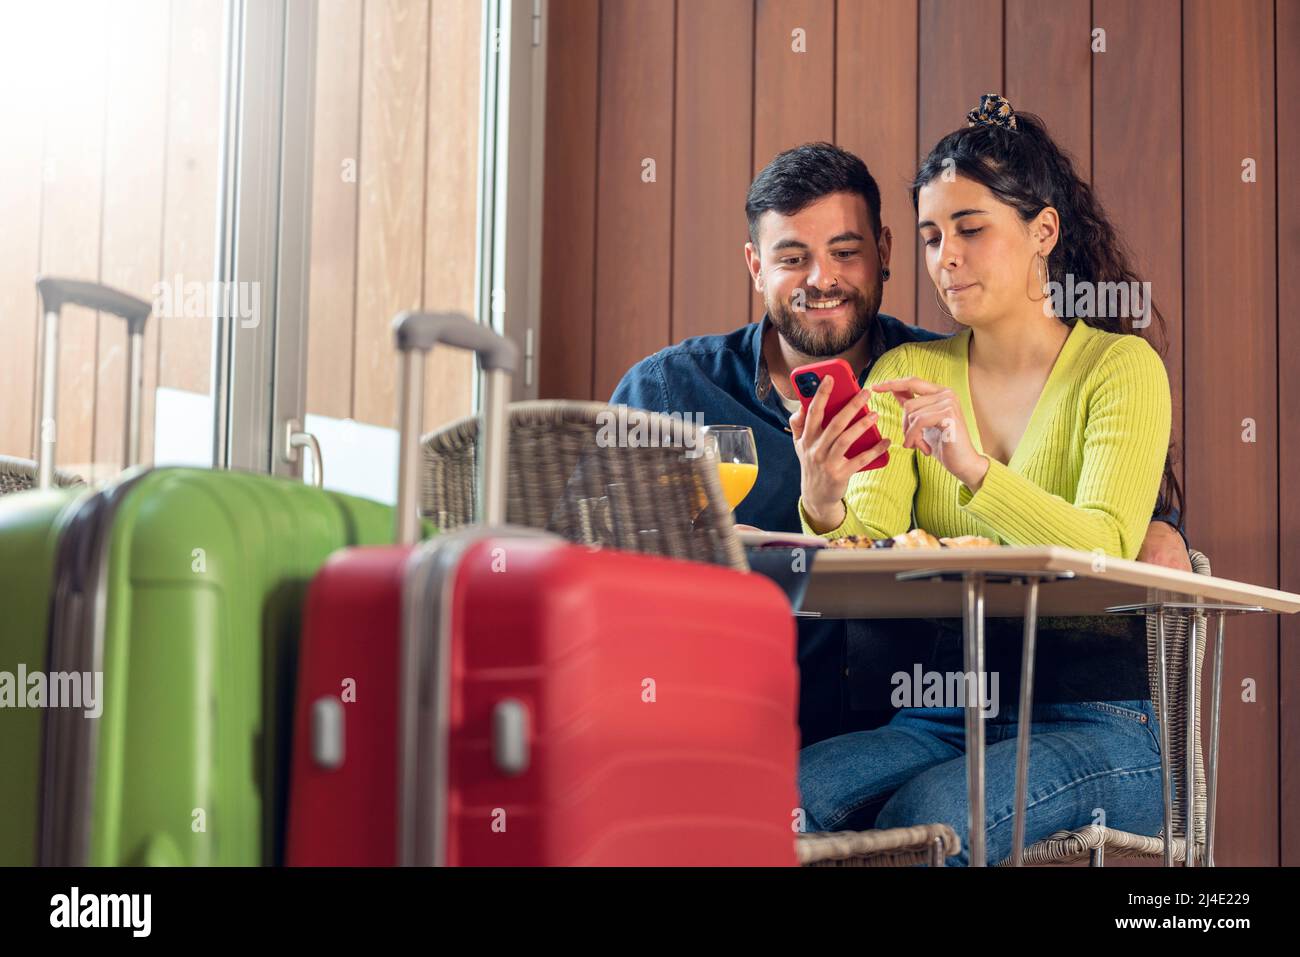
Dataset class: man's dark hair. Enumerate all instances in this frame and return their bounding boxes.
[745,142,883,246]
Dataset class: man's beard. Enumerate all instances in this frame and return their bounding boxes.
[766,284,881,358]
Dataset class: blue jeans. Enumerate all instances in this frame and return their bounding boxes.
[798,700,1171,866]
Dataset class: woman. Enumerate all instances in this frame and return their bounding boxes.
[790,94,1177,865]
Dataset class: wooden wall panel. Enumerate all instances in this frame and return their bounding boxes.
[539,0,599,400]
[915,0,1002,331]
[1005,0,1091,181]
[38,0,110,477]
[306,0,364,422]
[353,0,429,427]
[751,0,835,322]
[1278,0,1300,868]
[159,0,223,397]
[0,16,47,459]
[538,0,1298,860]
[592,0,675,400]
[422,0,479,430]
[1092,0,1184,484]
[671,0,754,343]
[835,0,917,326]
[1184,0,1278,865]
[97,0,170,472]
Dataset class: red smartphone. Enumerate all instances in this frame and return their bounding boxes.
[790,358,889,471]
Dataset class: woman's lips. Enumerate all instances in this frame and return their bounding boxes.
[945,282,978,296]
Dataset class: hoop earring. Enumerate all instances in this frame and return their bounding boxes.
[1027,252,1049,302]
[933,283,956,321]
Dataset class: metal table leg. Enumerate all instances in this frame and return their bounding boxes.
[1206,613,1225,866]
[1154,611,1174,867]
[962,574,987,867]
[1010,577,1040,866]
[895,568,1076,868]
[1184,608,1198,866]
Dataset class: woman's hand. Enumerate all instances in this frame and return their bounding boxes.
[872,376,990,491]
[789,375,892,531]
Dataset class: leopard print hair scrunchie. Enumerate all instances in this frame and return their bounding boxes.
[966,92,1018,131]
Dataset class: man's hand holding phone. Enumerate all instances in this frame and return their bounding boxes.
[790,372,892,533]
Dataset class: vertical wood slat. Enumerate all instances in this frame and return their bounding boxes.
[592,0,675,401]
[0,11,48,459]
[1277,0,1300,867]
[1184,0,1278,865]
[353,0,429,427]
[422,0,479,431]
[96,0,170,474]
[38,0,110,477]
[159,0,223,397]
[539,0,599,400]
[306,0,364,422]
[915,0,1002,332]
[671,0,754,344]
[1005,0,1091,181]
[751,0,836,322]
[534,0,1298,860]
[1092,0,1184,485]
[835,0,917,326]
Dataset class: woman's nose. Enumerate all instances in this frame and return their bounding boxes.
[938,237,960,270]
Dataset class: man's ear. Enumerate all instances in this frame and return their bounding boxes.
[876,225,893,276]
[744,241,763,291]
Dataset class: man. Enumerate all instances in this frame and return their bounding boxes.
[611,142,1188,744]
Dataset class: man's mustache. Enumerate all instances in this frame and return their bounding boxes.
[797,288,861,305]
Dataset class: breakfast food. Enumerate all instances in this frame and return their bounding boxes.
[824,530,998,550]
[939,535,997,549]
[826,535,896,549]
[891,528,942,550]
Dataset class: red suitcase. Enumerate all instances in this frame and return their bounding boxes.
[285,313,799,866]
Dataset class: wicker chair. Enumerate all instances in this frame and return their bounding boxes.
[0,454,85,495]
[425,401,970,867]
[799,823,960,867]
[1012,547,1213,866]
[421,400,746,571]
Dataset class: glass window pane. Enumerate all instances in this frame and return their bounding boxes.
[0,0,227,482]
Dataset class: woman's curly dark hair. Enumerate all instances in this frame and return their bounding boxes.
[910,105,1184,524]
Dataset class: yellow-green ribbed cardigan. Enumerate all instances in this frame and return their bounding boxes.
[799,319,1172,560]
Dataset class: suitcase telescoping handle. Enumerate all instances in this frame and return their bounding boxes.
[34,277,152,491]
[392,312,518,545]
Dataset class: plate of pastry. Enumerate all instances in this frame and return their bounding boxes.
[825,529,998,550]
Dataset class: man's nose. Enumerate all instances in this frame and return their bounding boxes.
[806,255,839,291]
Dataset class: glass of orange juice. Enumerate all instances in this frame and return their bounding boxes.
[700,425,758,511]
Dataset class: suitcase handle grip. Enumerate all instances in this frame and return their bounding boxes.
[35,277,152,490]
[393,310,518,372]
[36,277,152,336]
[392,312,516,544]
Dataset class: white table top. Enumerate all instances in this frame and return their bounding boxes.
[792,545,1300,618]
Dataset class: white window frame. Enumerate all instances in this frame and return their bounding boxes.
[211,0,545,479]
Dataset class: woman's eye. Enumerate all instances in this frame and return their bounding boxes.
[959,227,983,237]
[923,236,940,247]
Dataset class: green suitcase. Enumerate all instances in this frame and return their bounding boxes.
[0,278,147,866]
[0,279,395,865]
